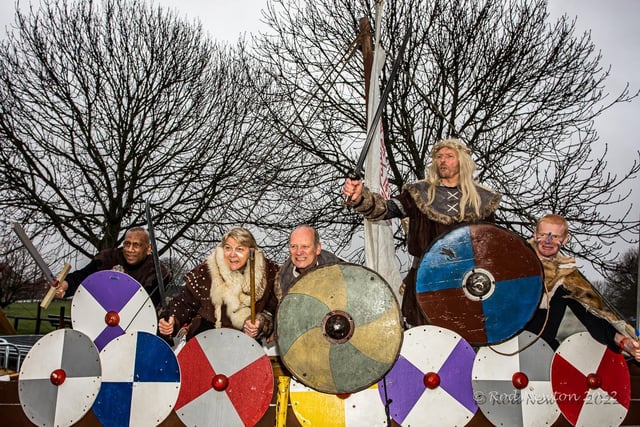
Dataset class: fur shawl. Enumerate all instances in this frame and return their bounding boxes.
[529,239,627,334]
[206,246,268,330]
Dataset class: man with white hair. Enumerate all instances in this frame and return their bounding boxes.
[342,138,501,327]
[274,225,341,301]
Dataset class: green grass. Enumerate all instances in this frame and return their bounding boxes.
[2,299,72,335]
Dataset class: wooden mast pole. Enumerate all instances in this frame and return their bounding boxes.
[360,17,374,122]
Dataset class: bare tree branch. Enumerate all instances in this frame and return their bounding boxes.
[252,0,640,276]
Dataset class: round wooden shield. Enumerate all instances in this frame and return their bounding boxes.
[289,377,388,426]
[92,331,180,427]
[174,328,273,427]
[472,331,560,426]
[19,329,101,427]
[276,263,403,394]
[378,325,477,426]
[551,332,630,426]
[71,270,157,351]
[416,223,543,345]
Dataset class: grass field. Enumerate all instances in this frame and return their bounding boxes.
[1,299,72,335]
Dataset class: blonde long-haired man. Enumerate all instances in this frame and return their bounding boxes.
[343,138,500,327]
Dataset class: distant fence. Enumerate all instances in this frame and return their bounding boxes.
[6,306,71,334]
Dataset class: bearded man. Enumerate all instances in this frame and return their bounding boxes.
[342,138,500,327]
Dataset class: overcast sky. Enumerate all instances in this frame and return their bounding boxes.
[1,0,638,271]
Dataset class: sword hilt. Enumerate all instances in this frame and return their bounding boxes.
[40,263,72,309]
[344,169,363,204]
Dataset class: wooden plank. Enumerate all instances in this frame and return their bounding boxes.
[0,309,16,335]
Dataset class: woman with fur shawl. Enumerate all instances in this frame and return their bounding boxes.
[159,227,279,341]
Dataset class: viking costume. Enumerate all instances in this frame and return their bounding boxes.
[525,241,628,350]
[274,249,342,301]
[351,180,500,326]
[65,248,171,309]
[166,246,279,341]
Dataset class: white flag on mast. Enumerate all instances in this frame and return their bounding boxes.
[364,0,403,304]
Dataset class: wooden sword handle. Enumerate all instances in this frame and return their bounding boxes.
[40,263,72,309]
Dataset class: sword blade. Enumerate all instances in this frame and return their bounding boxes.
[11,222,55,285]
[351,25,411,179]
[145,200,167,310]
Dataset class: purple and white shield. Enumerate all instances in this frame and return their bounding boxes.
[378,325,477,426]
[71,270,157,351]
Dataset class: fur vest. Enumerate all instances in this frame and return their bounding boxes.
[528,239,627,335]
[403,181,501,224]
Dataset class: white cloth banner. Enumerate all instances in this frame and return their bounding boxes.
[364,0,403,304]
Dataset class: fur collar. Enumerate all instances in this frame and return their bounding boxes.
[206,246,268,329]
[526,238,578,294]
[527,239,627,334]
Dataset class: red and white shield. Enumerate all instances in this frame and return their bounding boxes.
[175,328,273,426]
[551,332,630,426]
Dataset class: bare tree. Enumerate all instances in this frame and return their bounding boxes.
[0,230,43,307]
[0,0,298,267]
[598,247,638,324]
[2,0,638,281]
[251,0,640,274]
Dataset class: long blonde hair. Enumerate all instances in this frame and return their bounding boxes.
[426,138,482,219]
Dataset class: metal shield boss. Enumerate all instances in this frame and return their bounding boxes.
[276,263,403,394]
[551,332,630,427]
